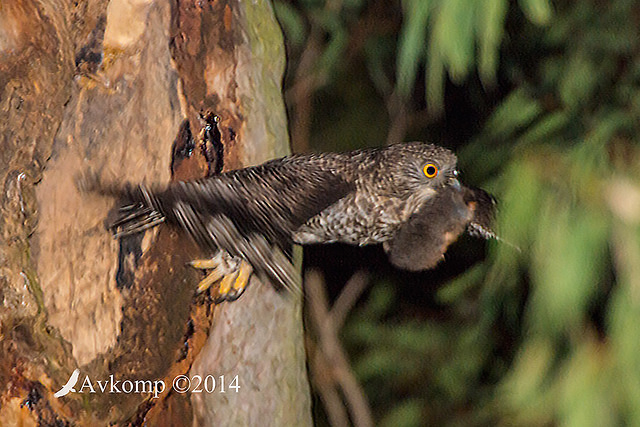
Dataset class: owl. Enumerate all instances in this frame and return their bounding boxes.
[84,142,496,302]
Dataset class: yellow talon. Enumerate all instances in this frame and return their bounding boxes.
[196,267,226,293]
[190,252,254,303]
[218,270,239,298]
[190,258,220,270]
[229,261,253,299]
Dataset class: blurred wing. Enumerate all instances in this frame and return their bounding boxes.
[172,201,301,292]
[106,156,354,290]
[163,157,354,245]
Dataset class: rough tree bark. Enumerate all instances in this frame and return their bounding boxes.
[0,0,311,425]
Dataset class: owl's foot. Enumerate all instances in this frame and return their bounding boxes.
[215,260,253,303]
[190,252,253,303]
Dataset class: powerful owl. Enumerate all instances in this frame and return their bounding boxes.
[84,142,495,302]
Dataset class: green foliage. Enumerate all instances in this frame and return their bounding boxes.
[275,0,640,425]
[274,0,367,82]
[273,2,308,47]
[346,0,639,424]
[397,0,551,111]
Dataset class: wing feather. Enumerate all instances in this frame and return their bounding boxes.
[161,156,354,246]
[94,154,353,290]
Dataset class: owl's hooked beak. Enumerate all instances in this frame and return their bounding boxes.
[448,170,461,190]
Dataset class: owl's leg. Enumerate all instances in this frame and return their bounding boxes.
[189,251,253,303]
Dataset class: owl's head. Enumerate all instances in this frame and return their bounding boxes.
[383,142,459,194]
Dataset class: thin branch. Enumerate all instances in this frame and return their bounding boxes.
[330,270,369,330]
[306,269,373,427]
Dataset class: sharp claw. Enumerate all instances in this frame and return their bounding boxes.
[213,293,228,304]
[226,289,241,302]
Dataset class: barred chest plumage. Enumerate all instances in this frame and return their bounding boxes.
[292,179,436,246]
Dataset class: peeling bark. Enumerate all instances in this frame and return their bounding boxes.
[0,0,310,425]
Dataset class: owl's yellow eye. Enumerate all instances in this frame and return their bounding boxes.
[423,163,438,178]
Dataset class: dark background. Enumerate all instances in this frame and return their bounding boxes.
[274,0,640,425]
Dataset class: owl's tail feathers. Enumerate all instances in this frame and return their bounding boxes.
[75,170,166,237]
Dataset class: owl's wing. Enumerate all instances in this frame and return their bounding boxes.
[384,185,495,271]
[106,157,354,290]
[163,158,354,246]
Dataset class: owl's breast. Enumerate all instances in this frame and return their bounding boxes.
[292,185,435,246]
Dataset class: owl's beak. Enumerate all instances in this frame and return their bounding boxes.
[448,170,461,190]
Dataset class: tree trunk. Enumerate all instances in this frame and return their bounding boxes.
[0,0,311,425]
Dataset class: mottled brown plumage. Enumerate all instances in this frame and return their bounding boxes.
[85,142,495,299]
